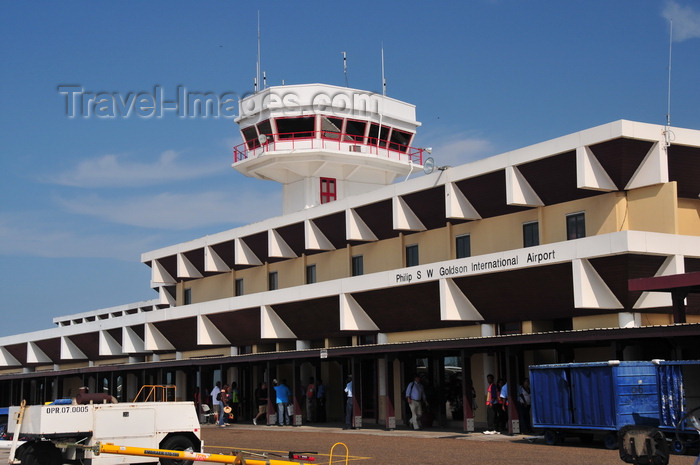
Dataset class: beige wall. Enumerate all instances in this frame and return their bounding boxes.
[572,313,619,330]
[306,248,349,282]
[269,257,304,289]
[678,198,700,236]
[541,193,625,243]
[627,183,678,234]
[94,357,129,366]
[452,210,540,256]
[405,228,451,265]
[180,347,230,359]
[639,313,674,326]
[351,237,402,274]
[235,266,269,295]
[181,272,233,305]
[386,326,481,344]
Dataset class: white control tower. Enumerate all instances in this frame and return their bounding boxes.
[233,83,424,214]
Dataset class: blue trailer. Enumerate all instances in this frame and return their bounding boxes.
[530,360,700,452]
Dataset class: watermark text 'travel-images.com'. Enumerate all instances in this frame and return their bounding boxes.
[57,85,383,120]
[58,85,238,119]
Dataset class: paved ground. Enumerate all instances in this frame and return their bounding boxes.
[200,423,699,465]
[2,424,698,464]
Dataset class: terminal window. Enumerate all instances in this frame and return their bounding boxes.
[352,255,364,276]
[523,221,539,247]
[456,234,471,258]
[406,244,419,267]
[566,212,586,240]
[268,271,278,291]
[235,278,244,296]
[306,264,317,284]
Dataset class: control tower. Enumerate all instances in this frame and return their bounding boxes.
[233,83,424,214]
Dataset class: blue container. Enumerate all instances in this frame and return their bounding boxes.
[530,360,700,438]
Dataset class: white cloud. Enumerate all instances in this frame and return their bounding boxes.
[416,131,496,169]
[663,1,700,41]
[0,216,157,260]
[0,185,282,260]
[54,189,281,230]
[49,150,225,188]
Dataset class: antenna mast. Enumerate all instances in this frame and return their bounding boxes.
[256,10,261,93]
[381,44,386,96]
[664,19,673,147]
[342,51,348,87]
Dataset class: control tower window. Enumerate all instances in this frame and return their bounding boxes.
[276,116,315,139]
[345,119,367,142]
[320,177,336,204]
[389,129,412,153]
[321,116,344,140]
[368,124,389,147]
[241,126,260,149]
[256,119,272,142]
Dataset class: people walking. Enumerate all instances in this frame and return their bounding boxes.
[517,378,532,433]
[274,379,291,426]
[211,381,222,424]
[218,384,230,427]
[343,375,353,429]
[485,374,501,434]
[405,374,428,430]
[253,382,268,426]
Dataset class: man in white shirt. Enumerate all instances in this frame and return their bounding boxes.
[210,381,222,423]
[405,375,428,430]
[343,375,353,429]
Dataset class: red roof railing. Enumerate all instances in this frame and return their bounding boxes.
[233,130,424,165]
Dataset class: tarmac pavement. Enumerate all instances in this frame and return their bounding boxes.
[201,422,699,465]
[2,424,698,464]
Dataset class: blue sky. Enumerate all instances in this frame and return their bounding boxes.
[1,1,699,337]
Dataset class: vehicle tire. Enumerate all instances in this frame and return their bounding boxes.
[671,438,686,455]
[603,432,618,450]
[160,434,196,465]
[543,429,559,445]
[16,441,62,465]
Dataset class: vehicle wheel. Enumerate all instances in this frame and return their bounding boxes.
[543,429,559,445]
[16,441,62,465]
[603,432,618,450]
[671,438,686,455]
[160,434,196,465]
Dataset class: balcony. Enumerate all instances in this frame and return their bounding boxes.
[233,130,425,166]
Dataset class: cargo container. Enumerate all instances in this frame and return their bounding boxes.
[529,360,700,452]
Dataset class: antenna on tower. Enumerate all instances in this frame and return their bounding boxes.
[342,51,349,87]
[381,43,387,96]
[263,71,267,89]
[255,10,261,93]
[664,19,673,147]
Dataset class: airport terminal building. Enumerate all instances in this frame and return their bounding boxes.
[1,84,699,431]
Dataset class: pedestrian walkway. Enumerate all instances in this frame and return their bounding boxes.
[206,421,536,442]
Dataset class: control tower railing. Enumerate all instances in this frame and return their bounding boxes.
[233,130,425,165]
